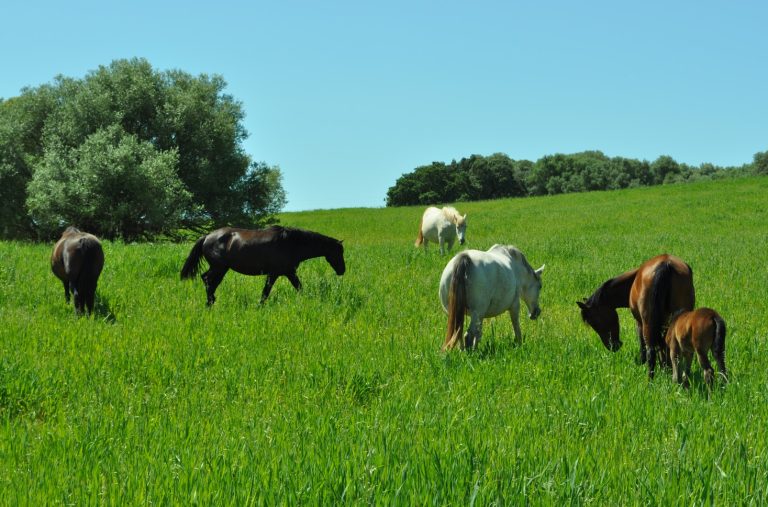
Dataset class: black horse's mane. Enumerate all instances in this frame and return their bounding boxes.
[267,225,340,246]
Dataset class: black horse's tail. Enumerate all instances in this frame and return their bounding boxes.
[180,236,206,280]
[712,313,728,381]
[443,254,471,351]
[648,261,674,349]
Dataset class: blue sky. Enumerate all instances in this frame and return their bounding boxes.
[2,1,766,211]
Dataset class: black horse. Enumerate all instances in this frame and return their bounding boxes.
[180,226,345,305]
[51,227,105,315]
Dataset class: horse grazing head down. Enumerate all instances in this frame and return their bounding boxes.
[443,207,467,245]
[325,239,346,275]
[577,299,622,352]
[508,247,544,320]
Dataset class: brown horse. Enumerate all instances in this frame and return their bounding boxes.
[577,254,695,379]
[51,226,105,315]
[665,308,727,388]
[180,225,345,305]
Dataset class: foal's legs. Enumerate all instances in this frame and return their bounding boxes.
[201,265,228,306]
[669,339,682,384]
[696,349,715,387]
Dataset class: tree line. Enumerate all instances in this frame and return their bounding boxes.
[0,58,286,241]
[386,150,767,207]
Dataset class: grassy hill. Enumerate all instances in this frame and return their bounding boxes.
[1,177,767,503]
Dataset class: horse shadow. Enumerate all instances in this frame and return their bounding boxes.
[92,293,117,324]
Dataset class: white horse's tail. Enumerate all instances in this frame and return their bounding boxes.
[415,216,424,247]
[443,254,470,351]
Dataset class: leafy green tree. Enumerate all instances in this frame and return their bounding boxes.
[0,58,285,240]
[753,150,768,175]
[26,126,190,240]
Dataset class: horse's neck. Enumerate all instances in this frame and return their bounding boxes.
[600,269,637,309]
[295,234,331,261]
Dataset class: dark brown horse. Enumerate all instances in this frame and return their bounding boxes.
[51,227,105,315]
[180,226,345,305]
[577,254,695,379]
[665,308,727,388]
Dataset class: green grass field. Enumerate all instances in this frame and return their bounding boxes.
[1,177,767,504]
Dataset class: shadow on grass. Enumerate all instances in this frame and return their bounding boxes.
[92,293,117,324]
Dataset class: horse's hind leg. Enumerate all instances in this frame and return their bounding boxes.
[62,280,71,304]
[70,281,84,315]
[635,320,647,364]
[697,350,715,387]
[202,265,228,306]
[464,315,483,349]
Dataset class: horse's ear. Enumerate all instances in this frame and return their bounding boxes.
[576,300,588,310]
[338,239,344,244]
[463,214,467,219]
[535,264,545,276]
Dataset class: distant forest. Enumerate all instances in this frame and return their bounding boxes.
[386,150,768,206]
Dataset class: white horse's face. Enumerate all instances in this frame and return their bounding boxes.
[522,265,545,319]
[455,215,467,245]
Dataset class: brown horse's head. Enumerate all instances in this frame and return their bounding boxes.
[577,300,622,352]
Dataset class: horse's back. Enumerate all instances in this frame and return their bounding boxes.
[440,247,518,317]
[669,307,720,351]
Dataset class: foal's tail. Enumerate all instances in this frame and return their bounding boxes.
[180,236,206,279]
[712,313,728,381]
[443,254,470,351]
[648,261,674,349]
[415,217,424,247]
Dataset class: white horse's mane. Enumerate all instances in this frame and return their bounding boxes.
[495,244,536,276]
[442,206,465,224]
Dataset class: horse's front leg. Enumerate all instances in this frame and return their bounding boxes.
[260,274,277,303]
[508,301,523,345]
[286,272,302,292]
[438,236,445,256]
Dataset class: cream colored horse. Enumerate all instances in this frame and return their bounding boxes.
[415,206,467,255]
[439,245,545,350]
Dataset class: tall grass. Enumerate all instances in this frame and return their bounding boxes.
[1,177,767,504]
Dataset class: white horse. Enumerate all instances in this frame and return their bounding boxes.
[439,244,545,350]
[415,206,467,255]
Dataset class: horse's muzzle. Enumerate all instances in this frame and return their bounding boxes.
[529,307,541,320]
[459,238,465,245]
